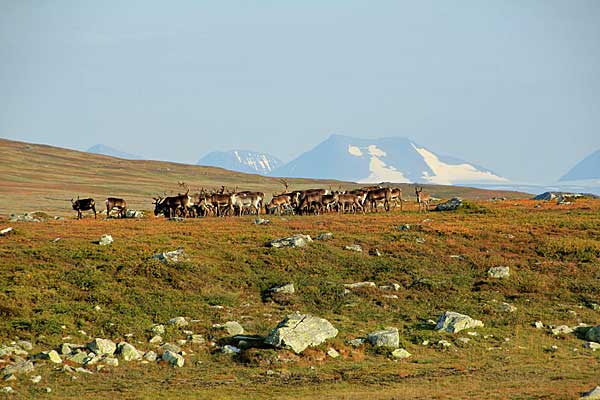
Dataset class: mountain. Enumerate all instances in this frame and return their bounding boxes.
[197,150,282,175]
[560,149,600,181]
[272,134,508,185]
[87,144,142,160]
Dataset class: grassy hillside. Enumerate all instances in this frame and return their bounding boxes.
[0,138,528,216]
[0,198,599,398]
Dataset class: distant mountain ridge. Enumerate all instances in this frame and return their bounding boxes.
[560,149,600,181]
[271,134,508,185]
[197,150,282,175]
[87,144,142,160]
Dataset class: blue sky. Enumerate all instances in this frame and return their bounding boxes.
[1,1,599,182]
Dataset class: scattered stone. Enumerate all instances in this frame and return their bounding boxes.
[435,311,484,333]
[456,337,470,345]
[1,386,14,394]
[61,365,74,373]
[104,357,119,367]
[223,321,245,336]
[498,302,517,313]
[75,367,93,374]
[151,324,165,335]
[583,342,600,351]
[344,281,376,289]
[267,234,312,248]
[254,218,270,225]
[159,343,181,354]
[466,331,478,337]
[344,244,363,252]
[581,386,600,399]
[437,340,453,348]
[315,232,333,241]
[0,227,14,236]
[487,266,510,279]
[3,374,16,382]
[176,340,187,346]
[16,341,32,351]
[188,335,205,344]
[30,375,41,384]
[434,197,462,211]
[168,317,189,327]
[398,224,411,231]
[67,352,88,364]
[149,335,163,345]
[9,212,41,222]
[98,234,113,246]
[221,345,241,355]
[327,348,340,358]
[382,294,398,299]
[391,348,412,360]
[348,338,366,347]
[265,312,338,354]
[118,342,142,361]
[87,338,116,356]
[533,321,544,329]
[154,249,188,263]
[551,325,573,336]
[162,351,184,367]
[169,217,184,222]
[379,283,401,291]
[591,303,600,311]
[269,283,295,295]
[415,238,426,244]
[46,350,62,364]
[586,325,600,343]
[368,328,400,349]
[143,351,157,362]
[369,248,382,257]
[3,359,34,375]
[125,210,144,218]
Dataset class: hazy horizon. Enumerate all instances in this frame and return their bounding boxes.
[1,1,599,183]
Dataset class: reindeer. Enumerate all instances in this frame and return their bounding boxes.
[210,192,232,217]
[365,187,392,212]
[297,191,323,215]
[389,188,403,211]
[267,194,292,216]
[71,197,96,219]
[337,193,364,214]
[105,197,127,218]
[321,192,339,213]
[229,191,263,216]
[153,189,192,218]
[415,186,430,212]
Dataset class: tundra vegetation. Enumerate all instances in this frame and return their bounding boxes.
[0,197,599,399]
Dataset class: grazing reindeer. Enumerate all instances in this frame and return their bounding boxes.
[105,197,127,218]
[71,197,96,219]
[365,187,392,212]
[389,188,403,211]
[337,193,364,214]
[229,191,263,216]
[153,189,192,218]
[415,186,430,212]
[297,191,323,215]
[267,194,292,216]
[210,192,232,217]
[321,192,339,213]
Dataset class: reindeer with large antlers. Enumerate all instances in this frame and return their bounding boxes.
[415,186,430,212]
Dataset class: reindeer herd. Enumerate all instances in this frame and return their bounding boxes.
[70,180,433,220]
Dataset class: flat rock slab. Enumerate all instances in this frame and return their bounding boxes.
[488,266,510,278]
[435,311,484,333]
[267,235,312,248]
[434,197,462,211]
[154,249,188,263]
[265,312,338,354]
[368,327,400,349]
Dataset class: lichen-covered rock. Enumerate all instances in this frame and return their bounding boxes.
[143,351,158,362]
[344,281,376,289]
[167,317,188,327]
[269,283,295,295]
[581,386,600,399]
[162,351,184,367]
[344,244,363,252]
[154,249,188,263]
[151,324,165,335]
[267,235,312,248]
[315,232,333,241]
[391,348,412,359]
[434,197,462,211]
[586,325,600,343]
[435,311,484,333]
[265,312,338,354]
[98,234,113,246]
[223,321,244,336]
[87,338,116,356]
[118,342,142,361]
[488,266,510,279]
[367,328,400,349]
[159,343,181,354]
[551,325,573,336]
[2,359,34,375]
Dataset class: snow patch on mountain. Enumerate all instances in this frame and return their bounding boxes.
[411,144,508,185]
[348,144,410,183]
[197,150,282,175]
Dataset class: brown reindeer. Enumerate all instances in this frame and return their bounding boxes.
[153,189,192,218]
[267,194,292,215]
[415,186,430,212]
[389,188,403,211]
[337,193,364,214]
[297,191,323,215]
[365,187,392,212]
[71,197,96,219]
[105,197,127,218]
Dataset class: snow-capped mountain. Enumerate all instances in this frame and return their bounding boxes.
[197,150,282,175]
[271,134,508,184]
[86,144,142,160]
[560,149,600,181]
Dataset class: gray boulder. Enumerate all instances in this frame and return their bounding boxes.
[586,325,600,343]
[143,351,158,362]
[391,348,412,359]
[345,244,363,252]
[118,342,142,361]
[434,197,462,211]
[87,338,116,356]
[0,227,14,236]
[2,359,34,375]
[581,386,600,399]
[98,234,113,246]
[9,212,41,222]
[162,351,184,367]
[265,312,338,354]
[367,327,400,349]
[344,281,376,289]
[488,266,510,278]
[315,232,333,241]
[269,283,295,295]
[154,249,188,263]
[435,311,484,333]
[125,210,144,218]
[267,234,312,248]
[167,316,188,327]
